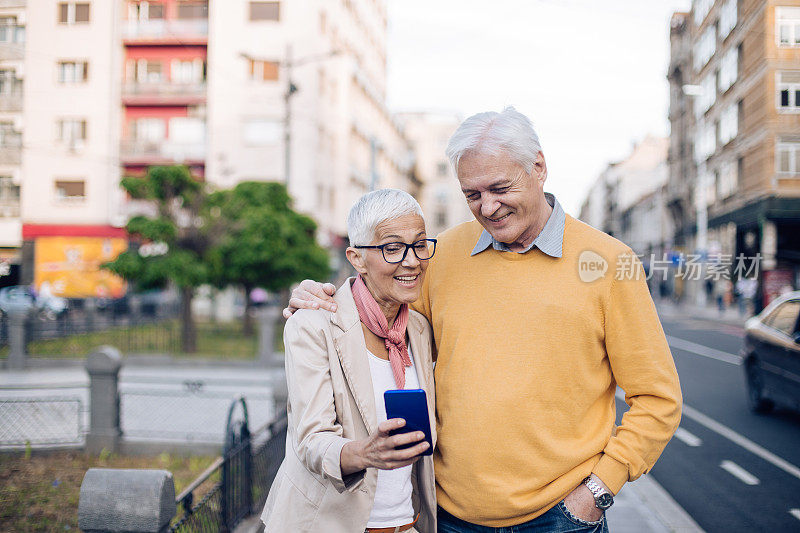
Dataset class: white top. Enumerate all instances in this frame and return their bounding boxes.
[365,344,420,528]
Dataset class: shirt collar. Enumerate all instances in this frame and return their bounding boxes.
[470,192,565,258]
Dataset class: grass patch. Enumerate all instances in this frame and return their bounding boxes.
[0,317,285,360]
[0,450,218,532]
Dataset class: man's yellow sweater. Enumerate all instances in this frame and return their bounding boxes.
[413,215,682,527]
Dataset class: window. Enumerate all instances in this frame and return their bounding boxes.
[777,71,800,111]
[695,72,716,117]
[718,46,738,93]
[693,0,713,27]
[129,1,164,21]
[0,177,19,201]
[133,59,164,83]
[694,25,716,72]
[763,300,800,336]
[57,61,89,83]
[777,7,800,47]
[777,141,800,175]
[719,104,738,145]
[718,0,737,40]
[242,119,281,145]
[177,1,208,19]
[694,119,716,163]
[58,3,91,24]
[250,2,280,21]
[130,118,165,142]
[0,122,20,147]
[248,59,279,81]
[57,119,87,148]
[0,16,24,43]
[0,69,21,95]
[169,117,204,144]
[171,59,204,83]
[718,159,737,198]
[55,180,86,202]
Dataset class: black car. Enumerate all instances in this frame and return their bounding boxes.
[743,291,800,413]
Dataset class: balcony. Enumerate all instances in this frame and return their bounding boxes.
[122,82,206,106]
[0,133,22,165]
[0,83,23,112]
[120,139,206,166]
[0,201,20,218]
[122,20,208,45]
[0,26,25,60]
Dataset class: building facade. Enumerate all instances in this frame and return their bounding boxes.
[0,0,25,286]
[7,0,418,297]
[395,111,472,238]
[669,0,800,306]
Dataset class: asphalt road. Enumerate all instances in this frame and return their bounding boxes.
[623,311,800,532]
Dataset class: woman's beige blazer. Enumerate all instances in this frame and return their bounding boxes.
[260,278,437,533]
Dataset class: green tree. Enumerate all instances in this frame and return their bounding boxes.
[206,181,330,336]
[102,166,215,353]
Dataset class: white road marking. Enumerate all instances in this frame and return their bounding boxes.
[720,460,760,485]
[674,427,702,447]
[615,392,800,482]
[789,509,800,521]
[666,335,743,365]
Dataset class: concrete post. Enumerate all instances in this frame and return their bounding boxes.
[7,308,28,370]
[258,305,283,366]
[78,468,176,533]
[86,346,123,455]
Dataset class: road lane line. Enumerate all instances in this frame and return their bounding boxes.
[790,509,800,521]
[720,460,760,485]
[681,403,800,481]
[666,335,743,365]
[614,391,800,481]
[674,427,702,447]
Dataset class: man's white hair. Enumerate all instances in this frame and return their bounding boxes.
[445,106,543,174]
[347,189,424,253]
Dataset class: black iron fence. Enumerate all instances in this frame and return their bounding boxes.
[169,397,288,533]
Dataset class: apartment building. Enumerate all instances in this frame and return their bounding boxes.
[12,0,416,297]
[395,111,472,237]
[0,0,25,286]
[670,0,800,304]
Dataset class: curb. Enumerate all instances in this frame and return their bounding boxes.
[626,475,705,532]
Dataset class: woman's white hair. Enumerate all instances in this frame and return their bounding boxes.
[445,106,542,174]
[347,189,424,253]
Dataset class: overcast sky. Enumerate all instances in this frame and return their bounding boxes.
[386,0,692,215]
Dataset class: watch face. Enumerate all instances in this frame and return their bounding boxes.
[597,493,614,510]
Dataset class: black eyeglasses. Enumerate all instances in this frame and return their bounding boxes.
[354,238,437,264]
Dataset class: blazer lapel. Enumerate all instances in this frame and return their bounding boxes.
[406,312,436,444]
[330,279,378,435]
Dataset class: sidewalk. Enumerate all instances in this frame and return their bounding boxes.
[655,297,748,329]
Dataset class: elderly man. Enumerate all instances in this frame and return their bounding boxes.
[287,107,682,532]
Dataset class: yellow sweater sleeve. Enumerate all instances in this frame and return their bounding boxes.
[593,252,683,494]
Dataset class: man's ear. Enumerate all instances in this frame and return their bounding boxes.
[534,151,548,184]
[345,247,368,274]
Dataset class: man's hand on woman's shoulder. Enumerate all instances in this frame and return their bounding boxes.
[283,279,339,318]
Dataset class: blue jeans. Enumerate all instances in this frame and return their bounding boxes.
[437,503,609,533]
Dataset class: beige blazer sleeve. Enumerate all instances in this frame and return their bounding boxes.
[284,311,365,493]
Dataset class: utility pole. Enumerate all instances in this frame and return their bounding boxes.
[284,45,297,188]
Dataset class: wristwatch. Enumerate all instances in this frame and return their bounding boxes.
[583,476,614,510]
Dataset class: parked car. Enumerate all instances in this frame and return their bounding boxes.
[742,290,800,413]
[0,285,68,319]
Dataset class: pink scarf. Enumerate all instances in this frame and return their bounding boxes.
[351,274,412,389]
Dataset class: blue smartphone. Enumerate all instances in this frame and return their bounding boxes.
[384,389,433,456]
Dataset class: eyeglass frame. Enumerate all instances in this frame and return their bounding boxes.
[352,238,437,264]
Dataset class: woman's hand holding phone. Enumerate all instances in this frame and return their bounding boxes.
[340,418,429,475]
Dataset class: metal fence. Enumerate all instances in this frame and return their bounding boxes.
[0,395,87,448]
[170,397,288,532]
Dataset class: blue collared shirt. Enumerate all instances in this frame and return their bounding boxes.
[470,192,565,258]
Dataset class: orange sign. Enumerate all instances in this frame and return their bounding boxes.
[34,237,128,298]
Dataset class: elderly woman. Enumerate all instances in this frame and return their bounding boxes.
[261,189,437,533]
